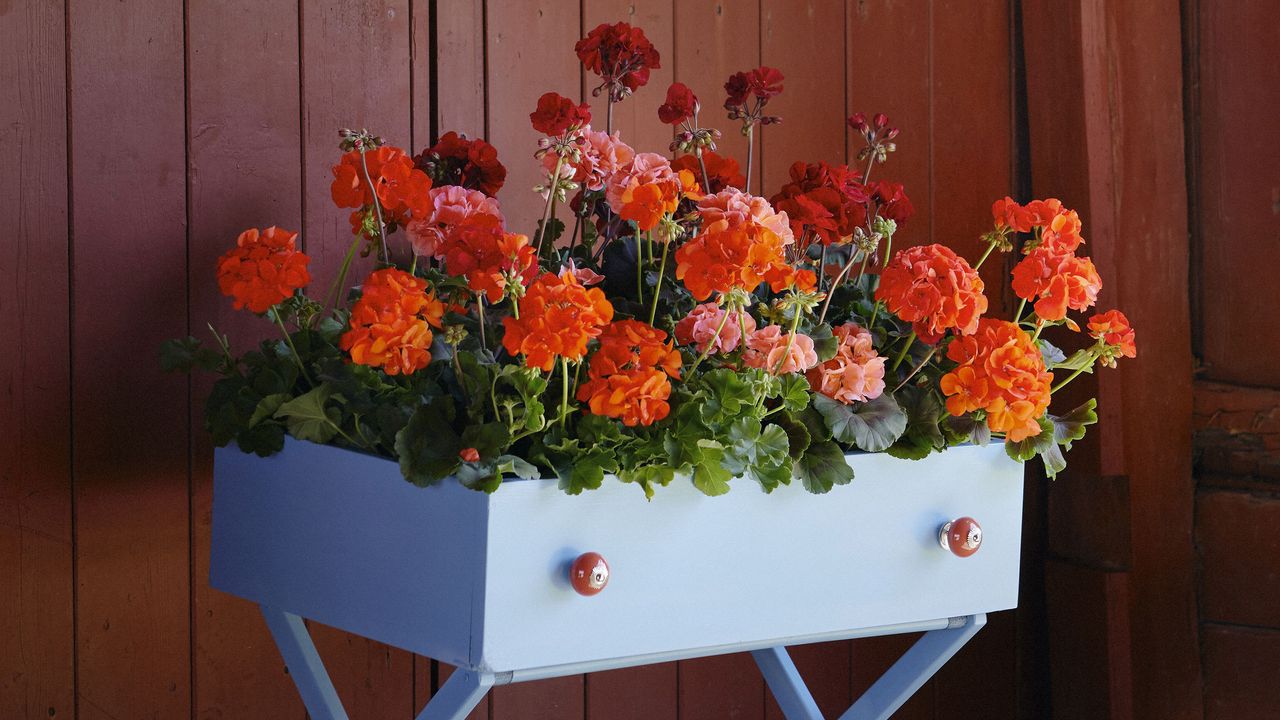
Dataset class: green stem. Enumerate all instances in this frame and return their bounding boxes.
[560,357,571,429]
[273,311,314,387]
[1051,365,1089,393]
[649,239,669,325]
[1015,298,1027,323]
[817,255,858,324]
[322,235,360,315]
[635,235,645,305]
[686,305,732,377]
[890,331,916,372]
[745,124,755,195]
[1032,320,1044,342]
[893,345,937,392]
[357,148,390,264]
[974,241,996,270]
[535,155,566,257]
[477,298,488,351]
[772,298,805,374]
[696,147,711,193]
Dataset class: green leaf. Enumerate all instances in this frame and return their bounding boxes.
[1049,398,1097,451]
[776,375,812,413]
[250,394,289,427]
[1037,338,1067,366]
[887,385,946,460]
[273,385,343,443]
[773,411,813,459]
[943,414,991,447]
[1051,349,1096,372]
[460,422,511,460]
[395,400,462,487]
[809,324,839,363]
[794,440,854,494]
[618,464,676,500]
[235,421,285,457]
[1003,415,1056,462]
[699,369,756,424]
[454,463,503,493]
[813,393,908,452]
[160,336,223,373]
[559,446,618,495]
[496,454,541,480]
[691,439,733,496]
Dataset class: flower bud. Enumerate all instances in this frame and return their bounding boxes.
[873,112,889,129]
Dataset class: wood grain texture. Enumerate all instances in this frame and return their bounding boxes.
[674,0,762,193]
[186,1,306,717]
[485,1,582,236]
[0,1,75,718]
[930,0,1013,300]
[847,0,932,247]
[1196,489,1280,629]
[582,0,675,156]
[68,0,192,717]
[679,653,764,720]
[1024,1,1203,717]
[1201,624,1280,720]
[586,663,678,720]
[1194,380,1280,481]
[435,0,487,139]
[299,2,418,715]
[760,0,846,196]
[1191,0,1280,387]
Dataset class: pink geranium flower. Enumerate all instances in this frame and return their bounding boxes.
[406,186,504,258]
[697,188,795,245]
[742,325,819,375]
[674,302,757,354]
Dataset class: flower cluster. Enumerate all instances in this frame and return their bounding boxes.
[216,227,311,314]
[331,145,432,231]
[578,320,681,426]
[414,131,507,197]
[576,22,660,103]
[503,271,614,371]
[178,19,1137,499]
[876,244,988,344]
[941,319,1053,442]
[340,268,444,376]
[807,323,887,404]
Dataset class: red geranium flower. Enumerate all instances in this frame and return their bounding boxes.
[530,92,592,137]
[671,150,745,193]
[724,66,785,107]
[1088,309,1137,366]
[575,22,661,102]
[1011,247,1102,321]
[414,131,507,197]
[770,161,868,244]
[869,180,914,225]
[331,145,432,227]
[658,82,699,125]
[216,226,311,314]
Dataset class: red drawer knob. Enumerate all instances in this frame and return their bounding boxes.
[570,552,610,596]
[938,517,983,557]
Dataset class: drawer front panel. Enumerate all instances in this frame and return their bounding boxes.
[480,444,1023,672]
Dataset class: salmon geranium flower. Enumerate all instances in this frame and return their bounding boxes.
[577,320,681,427]
[940,318,1053,442]
[340,268,445,376]
[806,323,887,404]
[502,271,615,371]
[876,243,989,343]
[405,185,505,259]
[216,226,311,314]
[742,325,820,375]
[675,302,757,354]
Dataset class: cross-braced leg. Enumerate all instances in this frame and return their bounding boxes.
[753,646,825,720]
[840,614,987,720]
[260,605,348,720]
[415,668,495,720]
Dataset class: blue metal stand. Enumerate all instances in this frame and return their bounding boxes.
[261,604,986,720]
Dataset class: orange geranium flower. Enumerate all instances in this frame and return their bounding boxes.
[1011,247,1102,321]
[875,243,988,344]
[502,271,614,371]
[577,320,681,427]
[619,182,673,231]
[674,221,791,301]
[991,196,1033,233]
[216,226,310,314]
[340,268,445,376]
[1088,309,1137,367]
[438,219,537,304]
[331,145,432,227]
[940,318,1053,441]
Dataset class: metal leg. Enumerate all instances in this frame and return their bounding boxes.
[840,613,987,720]
[753,646,825,720]
[415,668,495,720]
[260,605,348,720]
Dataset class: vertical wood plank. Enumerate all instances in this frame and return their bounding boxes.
[68,0,193,716]
[929,0,1013,300]
[1193,0,1280,386]
[760,0,846,195]
[587,662,678,720]
[411,0,434,151]
[0,1,75,718]
[300,2,418,715]
[678,652,764,720]
[847,0,932,246]
[436,0,487,138]
[186,1,307,717]
[485,1,582,235]
[674,0,763,192]
[1023,1,1203,716]
[582,0,676,156]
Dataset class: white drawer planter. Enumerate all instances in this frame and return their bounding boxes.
[211,437,1024,720]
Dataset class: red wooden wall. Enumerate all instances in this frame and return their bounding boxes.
[1,0,1058,718]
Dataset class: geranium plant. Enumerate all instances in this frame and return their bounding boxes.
[164,21,1135,498]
